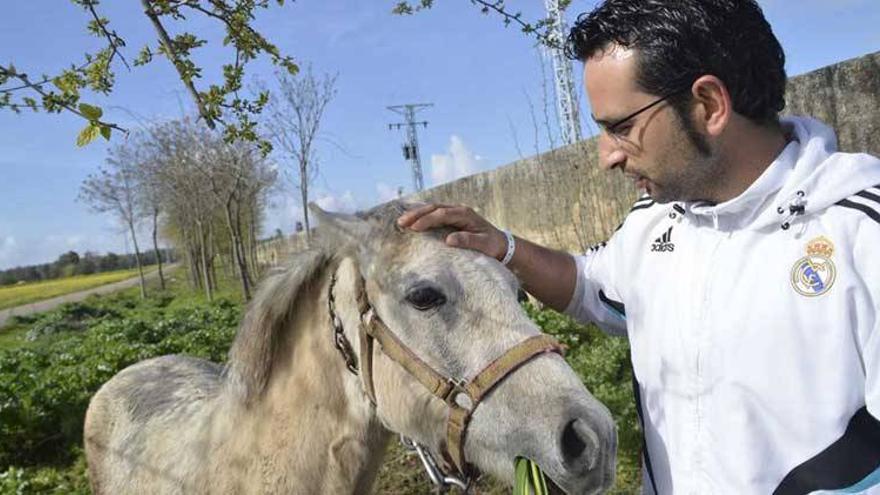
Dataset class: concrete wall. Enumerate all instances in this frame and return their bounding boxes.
[260,50,880,261]
[784,51,880,157]
[414,138,636,252]
[414,50,880,252]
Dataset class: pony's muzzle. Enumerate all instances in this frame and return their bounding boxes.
[548,406,617,494]
[560,418,600,469]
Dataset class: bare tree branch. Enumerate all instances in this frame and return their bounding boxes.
[141,0,215,129]
[85,1,131,70]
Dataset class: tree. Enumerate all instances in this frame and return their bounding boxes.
[0,0,298,150]
[190,132,276,300]
[391,0,569,48]
[77,251,99,275]
[261,66,337,242]
[141,118,275,301]
[56,251,81,267]
[147,120,219,300]
[79,144,148,298]
[131,131,168,290]
[55,251,81,278]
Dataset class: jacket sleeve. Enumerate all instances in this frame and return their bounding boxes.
[855,220,880,420]
[562,234,628,337]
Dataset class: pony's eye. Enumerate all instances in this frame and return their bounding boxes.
[405,287,447,311]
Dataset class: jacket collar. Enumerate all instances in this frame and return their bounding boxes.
[681,124,800,231]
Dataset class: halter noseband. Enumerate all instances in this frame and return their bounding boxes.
[328,272,564,482]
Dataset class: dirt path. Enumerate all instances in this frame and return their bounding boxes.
[0,265,177,328]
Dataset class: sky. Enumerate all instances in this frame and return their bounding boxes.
[1,0,879,270]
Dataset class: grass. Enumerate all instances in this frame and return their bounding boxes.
[0,268,151,310]
[0,322,28,350]
[0,266,641,494]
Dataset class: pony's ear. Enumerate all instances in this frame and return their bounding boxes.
[309,203,383,271]
[309,203,372,246]
[227,249,328,405]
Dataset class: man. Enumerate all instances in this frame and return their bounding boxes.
[398,1,880,493]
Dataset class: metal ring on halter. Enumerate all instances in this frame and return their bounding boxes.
[400,436,471,493]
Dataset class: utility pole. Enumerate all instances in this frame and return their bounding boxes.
[544,0,582,145]
[387,103,432,192]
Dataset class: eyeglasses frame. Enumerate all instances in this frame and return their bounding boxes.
[599,89,689,142]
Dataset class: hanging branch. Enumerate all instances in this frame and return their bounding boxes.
[141,0,216,129]
[392,0,568,48]
[1,0,297,150]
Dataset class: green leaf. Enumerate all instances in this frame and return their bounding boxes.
[515,457,529,495]
[100,125,111,141]
[78,103,103,120]
[76,123,101,147]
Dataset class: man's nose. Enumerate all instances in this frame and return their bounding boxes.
[598,134,627,171]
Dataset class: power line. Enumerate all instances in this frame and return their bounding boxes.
[387,103,433,192]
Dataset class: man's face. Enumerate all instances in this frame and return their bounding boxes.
[585,46,719,203]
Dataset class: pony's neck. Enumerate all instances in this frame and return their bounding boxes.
[256,263,390,493]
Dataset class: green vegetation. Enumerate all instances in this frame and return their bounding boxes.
[0,250,170,287]
[0,268,154,310]
[0,276,640,494]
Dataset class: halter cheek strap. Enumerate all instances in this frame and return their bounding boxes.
[330,273,565,478]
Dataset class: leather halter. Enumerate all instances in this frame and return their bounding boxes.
[328,272,565,478]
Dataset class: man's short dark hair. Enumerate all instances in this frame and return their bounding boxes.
[565,0,787,125]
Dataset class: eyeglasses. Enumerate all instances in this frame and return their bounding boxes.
[595,89,686,143]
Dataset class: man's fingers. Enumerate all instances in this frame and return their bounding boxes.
[397,204,443,228]
[405,205,477,232]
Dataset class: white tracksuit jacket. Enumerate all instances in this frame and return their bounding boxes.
[564,116,880,495]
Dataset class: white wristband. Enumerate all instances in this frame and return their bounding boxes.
[500,229,515,266]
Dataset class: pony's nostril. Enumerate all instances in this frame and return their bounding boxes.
[561,418,599,469]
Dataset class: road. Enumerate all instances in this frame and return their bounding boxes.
[0,265,176,328]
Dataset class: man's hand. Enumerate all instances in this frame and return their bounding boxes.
[399,202,577,311]
[397,204,508,261]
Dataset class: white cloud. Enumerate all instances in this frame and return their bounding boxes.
[263,190,361,235]
[66,235,85,248]
[0,236,17,267]
[47,232,126,256]
[264,193,305,235]
[430,135,485,186]
[315,191,358,213]
[376,182,402,203]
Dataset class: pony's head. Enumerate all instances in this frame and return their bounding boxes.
[315,201,616,493]
[229,201,617,493]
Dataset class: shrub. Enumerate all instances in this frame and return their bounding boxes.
[0,296,240,470]
[0,292,640,493]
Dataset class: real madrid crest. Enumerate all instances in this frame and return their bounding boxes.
[790,236,836,297]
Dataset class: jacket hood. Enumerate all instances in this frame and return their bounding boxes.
[682,116,880,231]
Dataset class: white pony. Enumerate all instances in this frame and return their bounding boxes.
[84,202,617,494]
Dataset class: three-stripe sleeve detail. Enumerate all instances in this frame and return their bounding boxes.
[834,184,880,226]
[773,406,880,495]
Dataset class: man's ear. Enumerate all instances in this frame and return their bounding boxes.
[690,75,731,137]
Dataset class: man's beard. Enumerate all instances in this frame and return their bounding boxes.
[649,112,719,204]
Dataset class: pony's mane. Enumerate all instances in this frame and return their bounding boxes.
[225,248,330,405]
[224,200,448,405]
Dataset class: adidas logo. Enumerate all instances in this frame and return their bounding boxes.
[651,226,675,253]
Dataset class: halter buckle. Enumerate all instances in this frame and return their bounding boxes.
[361,307,376,327]
[444,379,473,411]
